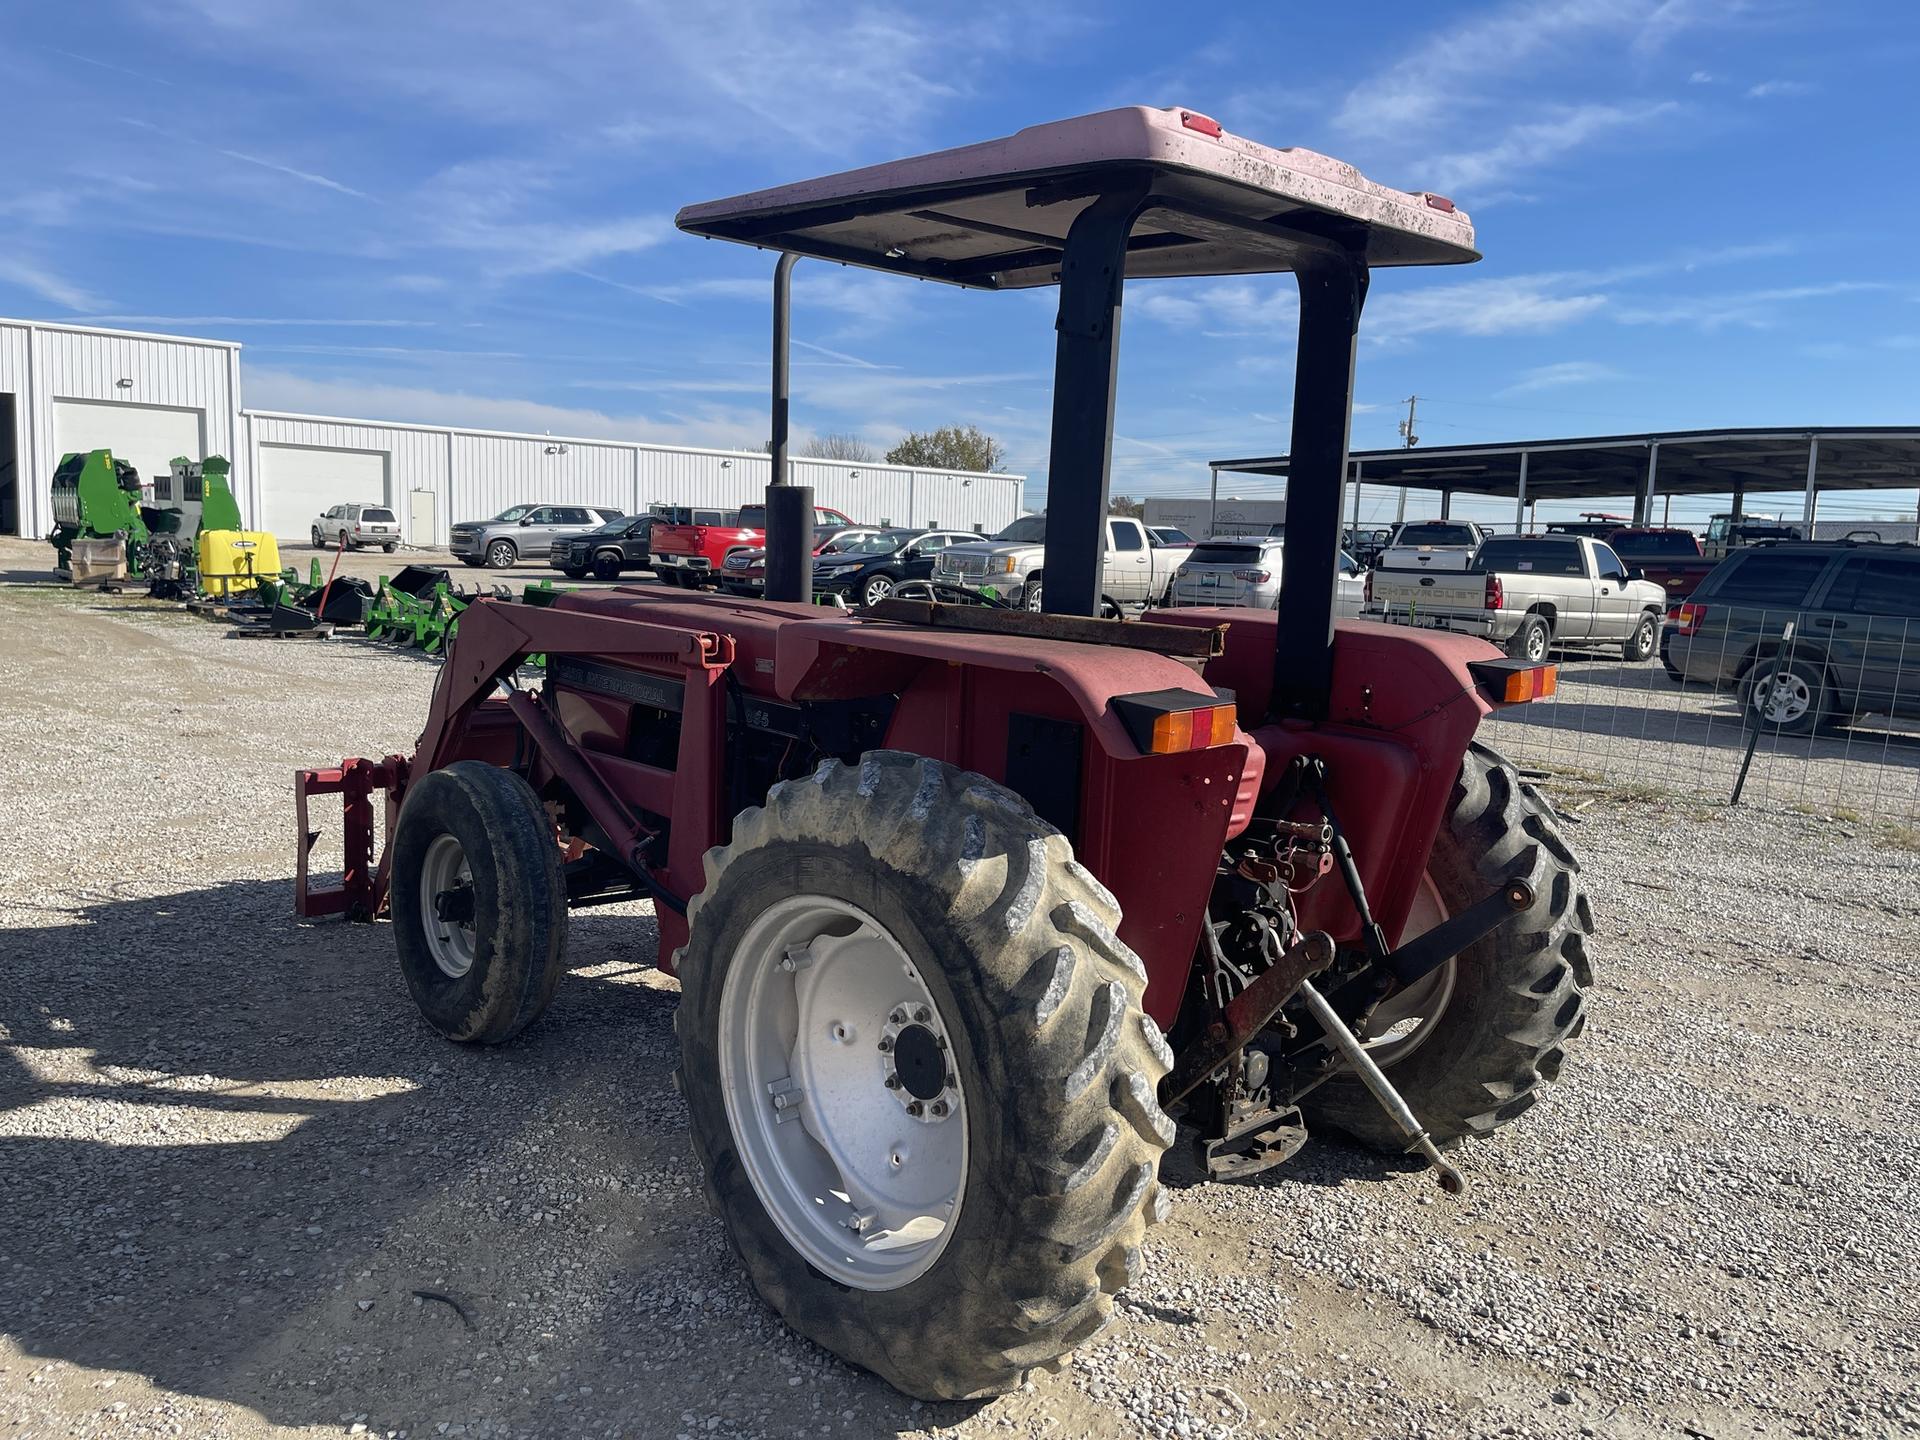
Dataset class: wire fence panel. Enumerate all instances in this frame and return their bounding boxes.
[1476,611,1920,828]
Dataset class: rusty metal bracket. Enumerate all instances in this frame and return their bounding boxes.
[1162,930,1335,1106]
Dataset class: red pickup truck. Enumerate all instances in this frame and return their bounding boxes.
[648,502,857,588]
[1605,527,1715,599]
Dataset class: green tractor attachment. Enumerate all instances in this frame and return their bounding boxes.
[49,450,150,578]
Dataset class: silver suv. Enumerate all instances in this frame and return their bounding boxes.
[310,503,401,552]
[449,503,625,569]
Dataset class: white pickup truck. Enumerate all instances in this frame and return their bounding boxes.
[1368,533,1668,663]
[932,515,1193,613]
[1374,519,1491,574]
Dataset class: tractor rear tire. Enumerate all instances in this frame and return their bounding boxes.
[675,752,1173,1401]
[390,762,568,1044]
[1300,742,1592,1152]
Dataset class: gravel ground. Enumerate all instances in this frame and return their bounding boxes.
[3,534,1917,1440]
[1482,651,1920,827]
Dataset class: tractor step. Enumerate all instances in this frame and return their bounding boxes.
[295,756,408,920]
[1202,1099,1307,1181]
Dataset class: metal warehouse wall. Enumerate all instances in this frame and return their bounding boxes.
[0,320,241,539]
[242,409,1024,546]
[0,315,1023,546]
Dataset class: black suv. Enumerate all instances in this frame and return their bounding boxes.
[1664,541,1920,734]
[550,514,652,580]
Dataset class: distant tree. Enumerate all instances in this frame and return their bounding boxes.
[1108,494,1145,518]
[801,432,877,462]
[885,424,1007,473]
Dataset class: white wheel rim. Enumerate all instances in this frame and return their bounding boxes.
[419,834,477,979]
[1635,618,1654,653]
[864,577,893,606]
[718,895,967,1291]
[1526,627,1547,662]
[1753,670,1811,723]
[1025,584,1043,611]
[1360,873,1456,1066]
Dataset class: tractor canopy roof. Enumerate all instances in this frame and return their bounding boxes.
[676,106,1479,289]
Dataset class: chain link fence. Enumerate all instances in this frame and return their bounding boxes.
[1477,609,1920,828]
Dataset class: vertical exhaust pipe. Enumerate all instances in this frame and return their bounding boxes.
[765,253,815,604]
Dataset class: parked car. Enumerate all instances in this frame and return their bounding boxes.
[715,527,888,596]
[1368,532,1667,662]
[450,504,625,569]
[1342,526,1393,567]
[1167,536,1366,616]
[1704,512,1805,556]
[1664,541,1920,734]
[1605,527,1714,599]
[550,513,653,580]
[310,502,401,552]
[1376,519,1490,574]
[650,502,856,587]
[1147,525,1195,547]
[932,514,1193,613]
[809,528,982,607]
[1545,512,1634,540]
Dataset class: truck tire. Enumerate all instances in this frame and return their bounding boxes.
[1300,742,1592,1152]
[591,552,623,581]
[1023,576,1044,611]
[484,539,518,568]
[675,752,1173,1401]
[1622,610,1658,662]
[1506,613,1551,663]
[389,762,568,1044]
[1740,656,1829,736]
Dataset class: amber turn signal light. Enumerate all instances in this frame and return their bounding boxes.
[1111,690,1240,754]
[1467,658,1558,705]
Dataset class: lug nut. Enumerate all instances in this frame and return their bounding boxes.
[889,1008,907,1025]
[914,1007,931,1023]
[906,1101,924,1117]
[877,1037,893,1053]
[930,1100,948,1117]
[945,1071,957,1087]
[884,1073,901,1089]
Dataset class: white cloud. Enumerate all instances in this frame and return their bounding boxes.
[244,367,772,451]
[214,146,368,200]
[1746,79,1816,99]
[0,259,107,311]
[1615,281,1885,329]
[1370,277,1609,341]
[1497,360,1626,395]
[1427,101,1679,192]
[77,314,436,328]
[1334,0,1725,140]
[1688,69,1717,83]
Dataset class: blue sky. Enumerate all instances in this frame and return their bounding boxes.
[6,0,1917,525]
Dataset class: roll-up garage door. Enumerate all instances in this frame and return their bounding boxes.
[51,399,206,499]
[258,444,390,541]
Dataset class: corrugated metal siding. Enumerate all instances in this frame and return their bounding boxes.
[0,314,1024,543]
[0,324,28,536]
[247,413,451,541]
[5,321,240,540]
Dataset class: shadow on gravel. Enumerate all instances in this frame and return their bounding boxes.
[0,879,981,1435]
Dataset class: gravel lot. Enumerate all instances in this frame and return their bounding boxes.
[3,534,1917,1440]
[1482,650,1920,826]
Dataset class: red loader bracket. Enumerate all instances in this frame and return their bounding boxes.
[295,754,409,921]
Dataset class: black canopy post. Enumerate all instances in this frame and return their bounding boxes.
[1272,250,1368,722]
[764,252,815,603]
[1042,183,1149,617]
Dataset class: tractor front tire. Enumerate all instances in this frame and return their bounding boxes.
[1301,742,1592,1152]
[675,752,1173,1401]
[390,762,568,1044]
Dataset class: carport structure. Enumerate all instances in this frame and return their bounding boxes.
[1212,426,1920,534]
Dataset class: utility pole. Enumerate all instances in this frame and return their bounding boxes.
[1395,395,1419,523]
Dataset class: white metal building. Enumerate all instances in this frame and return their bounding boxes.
[0,317,1024,545]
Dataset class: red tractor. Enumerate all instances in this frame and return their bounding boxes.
[298,107,1591,1401]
